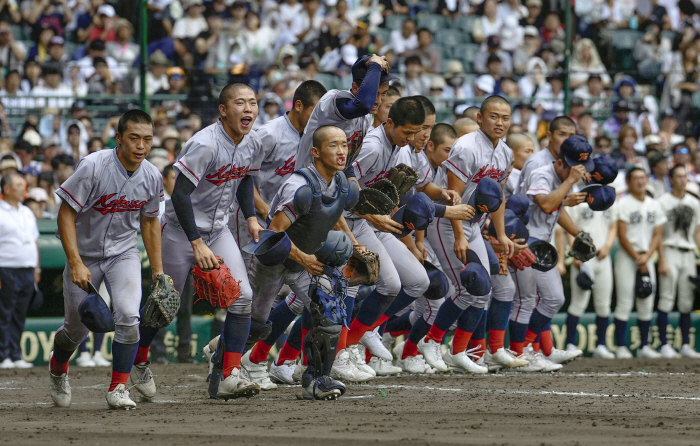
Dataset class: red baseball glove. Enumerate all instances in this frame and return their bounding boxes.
[191,257,241,308]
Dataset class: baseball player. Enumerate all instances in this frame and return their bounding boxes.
[372,86,401,128]
[614,167,666,359]
[296,54,394,171]
[143,83,265,400]
[504,133,534,200]
[49,110,164,409]
[656,164,700,358]
[509,136,594,370]
[419,95,516,373]
[565,201,618,359]
[230,80,328,250]
[453,117,479,137]
[243,125,356,400]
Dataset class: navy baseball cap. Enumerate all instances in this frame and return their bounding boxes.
[392,192,435,238]
[241,230,292,266]
[460,250,491,296]
[488,209,528,241]
[560,135,594,172]
[580,184,615,211]
[352,55,398,84]
[423,261,450,300]
[636,270,653,298]
[468,177,503,223]
[576,264,594,290]
[505,193,530,225]
[589,155,618,185]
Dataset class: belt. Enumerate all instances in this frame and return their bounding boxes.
[668,246,694,253]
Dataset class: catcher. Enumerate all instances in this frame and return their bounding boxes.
[50,109,169,410]
[240,124,375,400]
[509,135,596,369]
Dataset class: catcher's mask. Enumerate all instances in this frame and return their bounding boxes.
[459,250,491,296]
[78,282,115,333]
[242,230,292,266]
[528,238,559,272]
[392,192,435,238]
[505,193,530,225]
[467,177,503,223]
[315,230,354,267]
[423,261,450,300]
[580,184,615,211]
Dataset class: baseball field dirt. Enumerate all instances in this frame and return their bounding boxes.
[1,358,699,445]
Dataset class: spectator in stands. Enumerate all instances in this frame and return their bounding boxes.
[471,0,501,44]
[442,60,472,99]
[28,187,52,218]
[50,152,74,185]
[474,74,495,99]
[436,0,463,19]
[379,0,409,18]
[498,0,527,22]
[0,0,21,24]
[658,110,685,150]
[41,35,66,74]
[0,172,39,370]
[279,0,303,35]
[26,21,54,63]
[75,0,104,43]
[86,57,116,95]
[569,38,611,89]
[290,0,323,49]
[574,73,608,111]
[0,20,26,73]
[60,123,83,160]
[242,11,277,69]
[154,67,186,118]
[672,143,693,171]
[614,125,648,171]
[404,28,441,74]
[134,49,170,96]
[390,17,418,56]
[87,136,103,154]
[173,0,208,66]
[22,0,72,38]
[160,127,180,162]
[578,111,598,144]
[13,139,36,170]
[106,19,139,75]
[644,134,662,154]
[0,70,33,114]
[30,66,74,109]
[512,25,541,74]
[512,102,537,135]
[568,96,587,125]
[0,152,18,175]
[499,15,523,51]
[401,55,429,96]
[602,100,632,139]
[87,4,117,43]
[634,22,673,82]
[661,43,699,135]
[205,0,232,19]
[473,35,513,76]
[520,0,544,29]
[73,39,120,82]
[534,70,564,114]
[499,77,519,98]
[518,57,547,99]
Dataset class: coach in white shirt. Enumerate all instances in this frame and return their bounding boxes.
[0,172,40,369]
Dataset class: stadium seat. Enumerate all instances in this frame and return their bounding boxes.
[660,30,676,43]
[612,30,643,71]
[372,27,391,46]
[417,14,449,33]
[453,43,480,70]
[453,15,478,34]
[692,91,700,110]
[313,73,339,90]
[434,43,453,61]
[435,29,463,47]
[384,15,409,31]
[10,24,29,40]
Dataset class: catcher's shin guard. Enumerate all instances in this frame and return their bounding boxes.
[207,335,225,399]
[303,324,341,377]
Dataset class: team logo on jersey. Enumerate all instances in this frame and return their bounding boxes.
[582,207,594,220]
[647,211,656,225]
[275,156,296,176]
[206,164,250,186]
[364,171,390,187]
[630,211,642,224]
[579,152,590,161]
[347,130,364,163]
[472,165,506,183]
[93,194,147,215]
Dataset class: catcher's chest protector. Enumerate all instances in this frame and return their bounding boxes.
[284,167,349,272]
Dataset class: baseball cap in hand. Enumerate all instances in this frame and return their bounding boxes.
[351,55,397,85]
[467,177,503,223]
[488,209,528,241]
[505,193,530,225]
[560,135,594,171]
[580,184,615,211]
[392,192,435,238]
[635,270,653,298]
[460,250,491,296]
[589,155,618,184]
[576,264,594,290]
[423,261,450,300]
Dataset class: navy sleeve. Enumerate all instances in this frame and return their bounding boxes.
[343,164,356,179]
[434,204,446,218]
[236,175,256,219]
[171,174,201,242]
[335,63,382,120]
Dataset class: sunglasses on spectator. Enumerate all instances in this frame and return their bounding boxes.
[675,147,690,154]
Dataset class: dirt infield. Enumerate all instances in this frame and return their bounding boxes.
[1,359,699,446]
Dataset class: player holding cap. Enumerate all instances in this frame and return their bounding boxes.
[510,135,594,370]
[49,110,164,409]
[296,54,394,171]
[145,83,265,400]
[657,164,700,358]
[614,167,666,359]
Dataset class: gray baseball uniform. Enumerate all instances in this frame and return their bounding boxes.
[426,130,512,310]
[658,192,700,314]
[516,148,555,194]
[55,149,162,346]
[161,120,263,315]
[511,162,566,323]
[296,89,372,170]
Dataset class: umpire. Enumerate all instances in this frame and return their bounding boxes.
[0,172,40,369]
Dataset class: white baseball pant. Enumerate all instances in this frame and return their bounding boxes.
[510,266,564,323]
[613,250,655,322]
[658,246,696,314]
[568,255,613,317]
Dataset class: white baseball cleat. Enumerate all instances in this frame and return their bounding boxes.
[659,344,681,359]
[442,349,488,374]
[680,344,700,358]
[347,344,377,377]
[292,359,304,383]
[592,344,615,359]
[392,340,405,359]
[615,346,633,359]
[106,384,136,410]
[396,354,428,374]
[269,359,296,385]
[75,351,96,367]
[486,348,529,370]
[241,350,277,390]
[545,347,582,364]
[202,344,213,364]
[49,372,71,408]
[13,359,33,369]
[331,350,373,382]
[92,351,111,367]
[130,362,157,399]
[217,368,260,400]
[368,356,402,376]
[359,327,393,361]
[417,338,448,372]
[538,354,563,372]
[637,345,662,359]
[565,343,581,353]
[0,358,15,369]
[514,346,546,372]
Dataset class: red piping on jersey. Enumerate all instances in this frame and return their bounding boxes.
[283,204,297,219]
[354,161,363,178]
[513,269,523,321]
[288,294,297,306]
[161,222,167,234]
[59,186,83,208]
[147,209,158,214]
[421,168,430,185]
[178,160,200,181]
[528,188,550,192]
[235,206,241,246]
[446,160,469,179]
[436,217,462,302]
[332,91,344,120]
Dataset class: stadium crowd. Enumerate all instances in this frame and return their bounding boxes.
[2,0,700,368]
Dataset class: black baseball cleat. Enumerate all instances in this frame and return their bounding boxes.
[300,375,346,401]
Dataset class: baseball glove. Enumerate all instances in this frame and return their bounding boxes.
[343,246,380,286]
[352,179,399,215]
[140,274,180,328]
[508,248,538,271]
[386,163,419,196]
[569,231,597,262]
[191,257,242,308]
